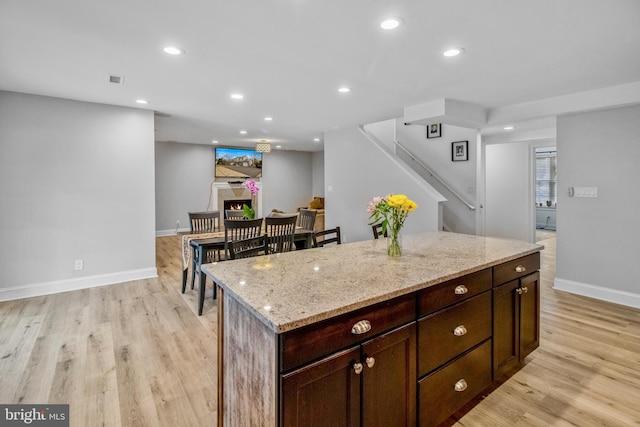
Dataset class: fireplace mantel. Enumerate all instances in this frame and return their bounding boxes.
[208,181,263,217]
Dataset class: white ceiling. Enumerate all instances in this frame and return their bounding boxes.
[1,0,639,151]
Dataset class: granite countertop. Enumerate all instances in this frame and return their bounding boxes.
[202,231,543,333]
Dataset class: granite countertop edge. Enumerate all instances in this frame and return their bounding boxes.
[202,232,543,334]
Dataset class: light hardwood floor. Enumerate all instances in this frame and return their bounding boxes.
[1,235,639,426]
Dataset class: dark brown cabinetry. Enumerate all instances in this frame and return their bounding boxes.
[493,253,540,378]
[416,268,493,427]
[280,298,416,427]
[215,245,542,427]
[418,340,492,427]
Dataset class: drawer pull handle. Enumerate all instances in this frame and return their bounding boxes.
[353,362,363,375]
[522,286,528,294]
[453,325,468,336]
[454,379,468,392]
[515,265,526,273]
[366,357,375,368]
[454,285,468,295]
[516,288,523,295]
[351,320,371,335]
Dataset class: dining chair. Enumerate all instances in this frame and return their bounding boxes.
[265,215,297,253]
[187,211,222,295]
[188,211,221,233]
[228,234,269,260]
[225,209,246,220]
[297,209,317,231]
[371,222,387,239]
[224,218,264,259]
[294,209,317,250]
[189,237,225,315]
[313,226,342,247]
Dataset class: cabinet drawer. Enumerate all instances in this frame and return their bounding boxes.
[417,268,491,316]
[418,340,492,427]
[417,291,491,376]
[493,252,540,286]
[280,294,415,372]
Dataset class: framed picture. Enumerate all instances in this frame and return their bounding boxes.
[451,140,468,162]
[426,123,441,139]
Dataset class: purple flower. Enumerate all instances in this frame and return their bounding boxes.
[242,179,260,195]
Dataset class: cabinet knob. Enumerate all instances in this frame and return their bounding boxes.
[453,325,468,336]
[515,265,526,273]
[353,362,363,375]
[522,286,529,294]
[454,285,468,295]
[351,320,372,335]
[516,288,523,295]
[366,357,375,368]
[454,379,468,392]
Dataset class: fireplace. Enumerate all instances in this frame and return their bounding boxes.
[209,181,262,218]
[224,199,251,217]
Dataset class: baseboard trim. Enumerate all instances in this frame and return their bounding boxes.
[156,227,190,237]
[0,267,158,302]
[553,277,640,309]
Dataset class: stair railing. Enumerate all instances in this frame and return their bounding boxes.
[393,140,476,211]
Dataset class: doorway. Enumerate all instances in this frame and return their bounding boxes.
[534,147,557,242]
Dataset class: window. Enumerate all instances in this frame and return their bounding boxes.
[536,150,556,207]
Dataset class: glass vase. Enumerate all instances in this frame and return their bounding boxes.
[387,229,402,257]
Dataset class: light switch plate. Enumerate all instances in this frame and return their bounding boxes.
[574,187,598,197]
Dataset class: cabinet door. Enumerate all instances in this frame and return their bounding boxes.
[281,346,360,427]
[493,279,520,378]
[519,271,540,360]
[362,323,416,427]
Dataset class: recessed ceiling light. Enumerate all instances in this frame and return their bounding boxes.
[380,17,404,30]
[276,145,282,149]
[504,126,515,131]
[443,47,465,57]
[264,116,273,121]
[163,46,185,55]
[230,93,244,100]
[313,138,321,142]
[338,87,351,93]
[239,130,247,135]
[136,99,149,104]
[212,140,219,144]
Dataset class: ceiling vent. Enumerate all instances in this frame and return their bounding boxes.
[106,74,125,85]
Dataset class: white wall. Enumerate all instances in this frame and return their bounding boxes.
[155,145,316,232]
[324,126,442,243]
[0,91,156,300]
[311,151,325,197]
[395,120,477,234]
[484,142,533,242]
[155,141,215,234]
[555,104,640,307]
[261,150,313,213]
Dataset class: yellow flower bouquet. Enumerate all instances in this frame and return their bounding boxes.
[367,194,417,256]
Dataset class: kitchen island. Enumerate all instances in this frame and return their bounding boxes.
[203,231,543,427]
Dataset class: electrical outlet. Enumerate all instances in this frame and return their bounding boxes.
[74,259,84,271]
[176,220,180,228]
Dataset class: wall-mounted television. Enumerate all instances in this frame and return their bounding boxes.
[215,147,263,178]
